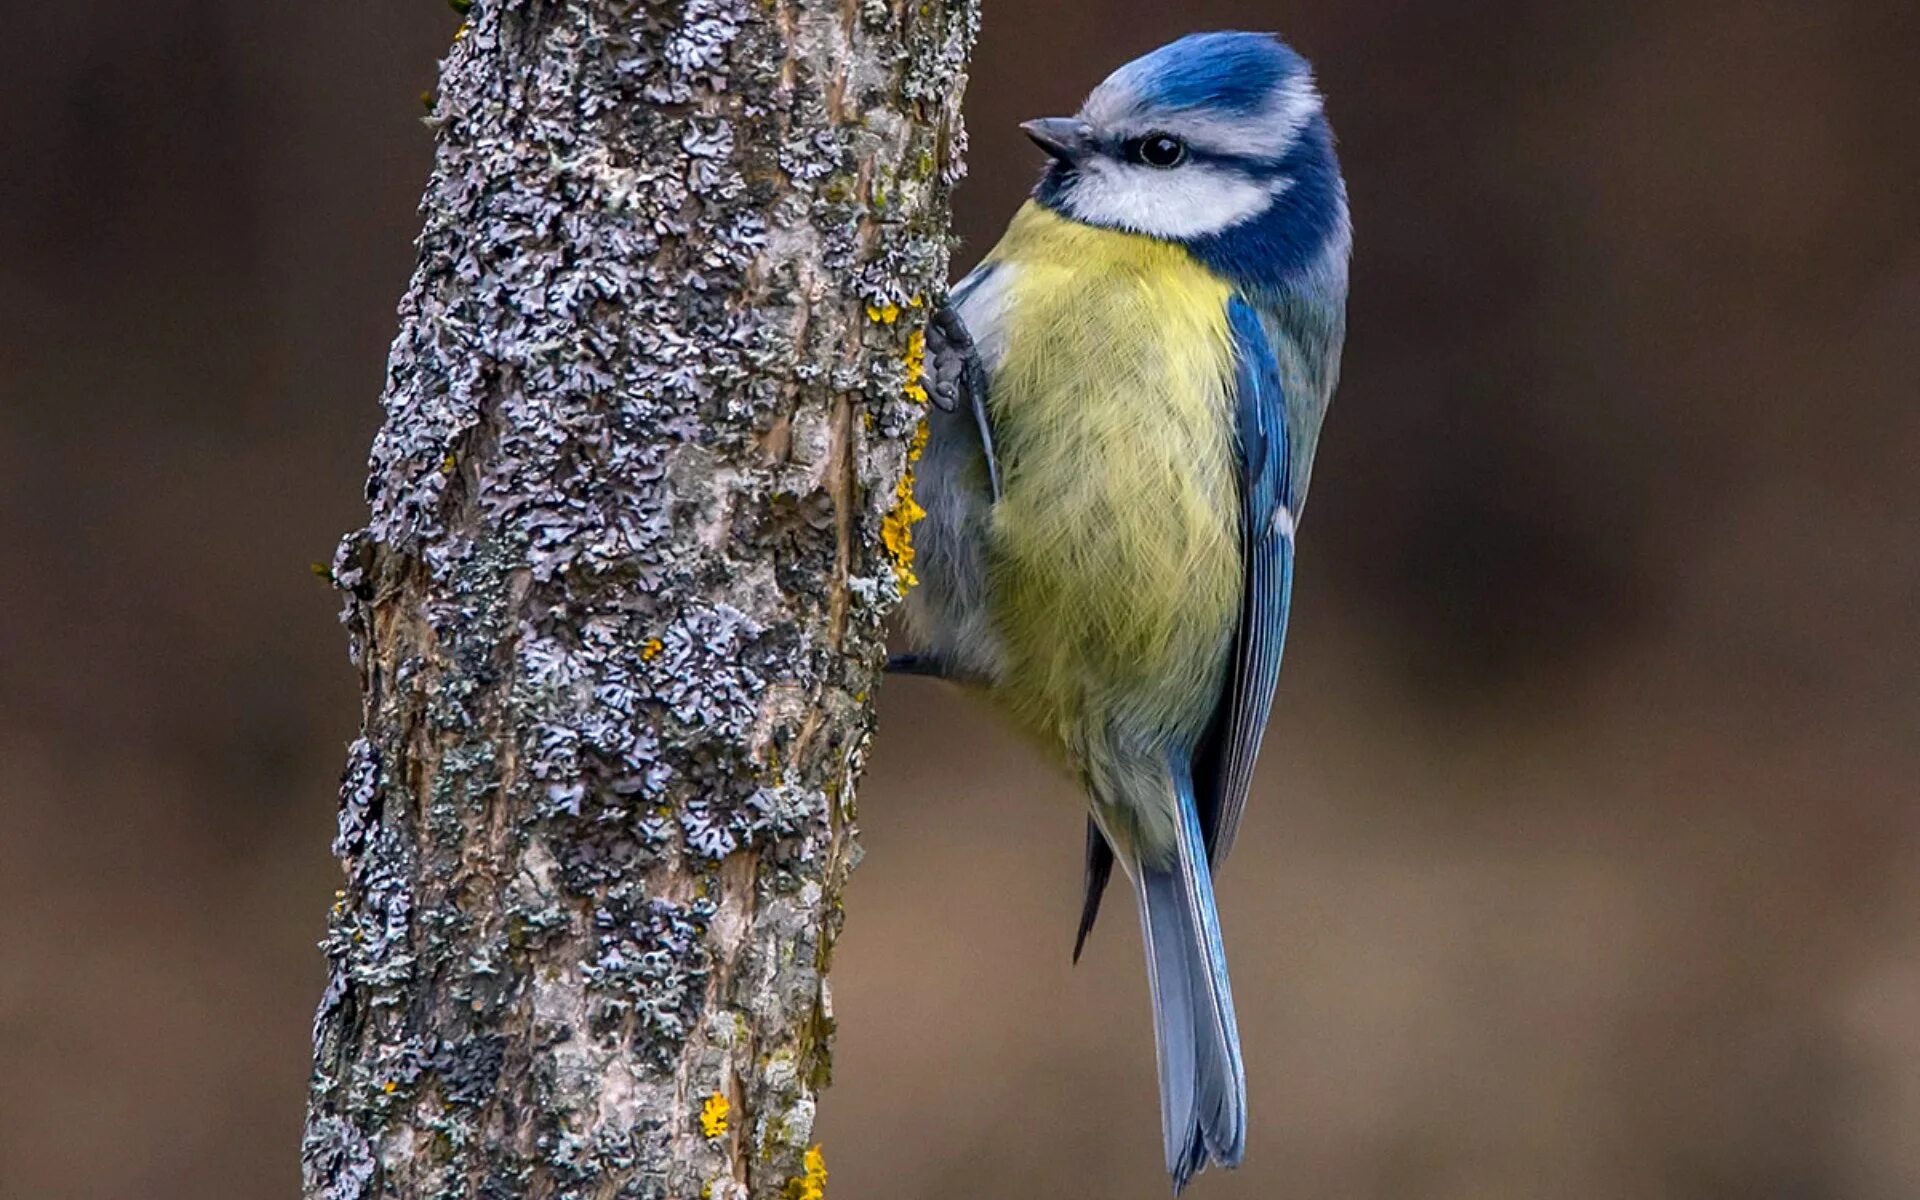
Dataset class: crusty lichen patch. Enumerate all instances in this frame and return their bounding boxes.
[880,420,929,588]
[901,325,928,406]
[789,1145,828,1200]
[877,308,932,589]
[700,1092,732,1139]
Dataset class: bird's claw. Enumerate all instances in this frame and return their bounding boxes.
[927,302,1003,501]
[926,305,976,414]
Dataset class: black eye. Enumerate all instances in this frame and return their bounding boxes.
[1128,133,1188,169]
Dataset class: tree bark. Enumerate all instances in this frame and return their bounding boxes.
[302,2,973,1196]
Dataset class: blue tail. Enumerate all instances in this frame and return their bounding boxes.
[1133,763,1247,1192]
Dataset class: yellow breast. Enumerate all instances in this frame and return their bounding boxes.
[979,203,1243,757]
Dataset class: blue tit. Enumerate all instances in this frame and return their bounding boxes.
[897,30,1350,1192]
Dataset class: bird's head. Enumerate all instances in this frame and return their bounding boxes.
[1026,32,1346,286]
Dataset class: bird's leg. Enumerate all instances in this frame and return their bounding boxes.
[927,304,1002,501]
[884,651,1005,688]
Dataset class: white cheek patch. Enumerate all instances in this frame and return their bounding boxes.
[1063,160,1280,240]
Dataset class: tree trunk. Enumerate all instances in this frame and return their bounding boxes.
[301,3,974,1197]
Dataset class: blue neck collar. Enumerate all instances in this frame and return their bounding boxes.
[1184,115,1345,298]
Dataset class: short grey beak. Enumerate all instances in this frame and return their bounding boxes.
[1020,117,1093,162]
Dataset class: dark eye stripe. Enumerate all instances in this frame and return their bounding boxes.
[1105,132,1290,178]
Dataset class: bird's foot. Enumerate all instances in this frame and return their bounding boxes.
[926,303,1002,501]
[925,304,978,414]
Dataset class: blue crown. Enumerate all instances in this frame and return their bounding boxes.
[1118,32,1310,117]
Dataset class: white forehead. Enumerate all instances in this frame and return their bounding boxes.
[1081,62,1323,161]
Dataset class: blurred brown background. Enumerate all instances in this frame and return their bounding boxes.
[2,1,1917,1196]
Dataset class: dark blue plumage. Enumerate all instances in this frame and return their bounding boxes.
[1195,300,1296,864]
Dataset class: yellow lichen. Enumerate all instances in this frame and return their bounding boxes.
[864,301,900,324]
[699,1092,730,1139]
[877,315,935,587]
[902,329,928,405]
[381,1081,398,1095]
[640,637,664,662]
[789,1146,827,1200]
[881,422,930,588]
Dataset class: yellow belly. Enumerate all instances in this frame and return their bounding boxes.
[980,204,1243,761]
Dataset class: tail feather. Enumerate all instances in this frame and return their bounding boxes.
[1075,817,1115,963]
[1133,768,1247,1192]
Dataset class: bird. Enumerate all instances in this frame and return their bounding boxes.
[894,30,1350,1192]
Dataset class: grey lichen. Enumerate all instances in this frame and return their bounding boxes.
[302,1114,377,1200]
[304,0,976,1196]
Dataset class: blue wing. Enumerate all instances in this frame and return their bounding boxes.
[1196,297,1297,866]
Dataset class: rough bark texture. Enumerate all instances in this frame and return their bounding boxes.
[302,2,973,1197]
